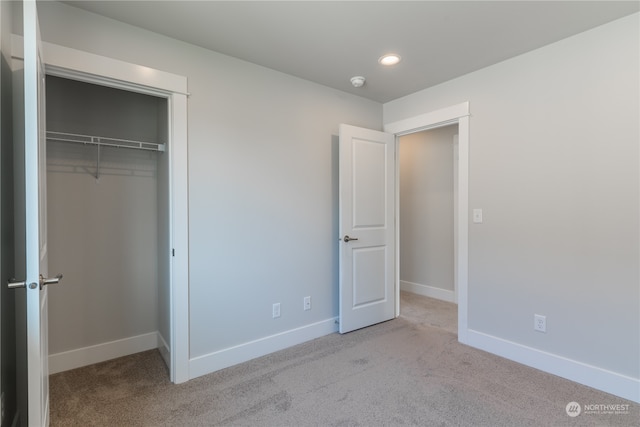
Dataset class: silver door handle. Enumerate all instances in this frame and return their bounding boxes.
[343,235,359,242]
[8,279,26,289]
[40,274,63,289]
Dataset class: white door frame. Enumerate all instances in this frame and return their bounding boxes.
[12,37,190,383]
[384,102,470,343]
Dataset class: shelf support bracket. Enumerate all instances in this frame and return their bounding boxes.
[95,137,101,180]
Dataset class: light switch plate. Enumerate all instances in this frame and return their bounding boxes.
[473,208,483,224]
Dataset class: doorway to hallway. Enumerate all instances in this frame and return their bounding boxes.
[398,125,459,334]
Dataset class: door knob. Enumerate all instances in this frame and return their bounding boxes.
[7,279,26,289]
[343,235,359,242]
[39,274,63,289]
[7,274,63,290]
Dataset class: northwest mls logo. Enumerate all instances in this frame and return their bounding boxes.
[565,402,581,417]
[566,401,631,417]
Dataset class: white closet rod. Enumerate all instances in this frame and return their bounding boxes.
[46,131,166,152]
[47,131,165,180]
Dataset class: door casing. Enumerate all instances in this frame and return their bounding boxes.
[12,36,190,383]
[384,102,470,343]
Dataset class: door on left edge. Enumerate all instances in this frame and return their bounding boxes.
[11,1,62,425]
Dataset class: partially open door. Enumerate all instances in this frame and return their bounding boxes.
[10,1,61,425]
[338,124,395,333]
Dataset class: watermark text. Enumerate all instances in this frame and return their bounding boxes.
[566,402,630,417]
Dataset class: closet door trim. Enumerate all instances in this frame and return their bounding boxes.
[15,37,190,384]
[12,35,188,95]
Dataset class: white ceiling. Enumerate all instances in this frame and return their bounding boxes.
[63,1,639,103]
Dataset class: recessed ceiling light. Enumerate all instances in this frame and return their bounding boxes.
[378,54,401,66]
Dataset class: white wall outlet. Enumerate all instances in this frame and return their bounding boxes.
[272,303,281,318]
[304,296,311,311]
[534,314,546,333]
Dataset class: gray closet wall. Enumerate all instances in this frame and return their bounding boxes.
[45,76,169,363]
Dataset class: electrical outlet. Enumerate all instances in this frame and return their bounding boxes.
[272,303,281,318]
[534,314,546,333]
[304,296,311,311]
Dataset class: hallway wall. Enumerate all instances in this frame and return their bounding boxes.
[399,125,457,302]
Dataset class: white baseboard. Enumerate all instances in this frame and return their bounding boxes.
[189,317,339,380]
[400,280,456,303]
[158,333,171,369]
[466,329,640,403]
[48,332,160,374]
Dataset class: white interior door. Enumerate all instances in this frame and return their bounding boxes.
[23,1,53,424]
[339,124,396,333]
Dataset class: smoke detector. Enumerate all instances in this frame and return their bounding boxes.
[350,76,366,88]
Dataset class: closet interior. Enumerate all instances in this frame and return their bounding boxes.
[45,75,172,374]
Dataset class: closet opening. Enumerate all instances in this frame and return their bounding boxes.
[45,75,172,377]
[398,124,459,335]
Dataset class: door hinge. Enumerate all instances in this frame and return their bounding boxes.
[172,249,175,257]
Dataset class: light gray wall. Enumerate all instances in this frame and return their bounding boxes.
[399,126,456,294]
[46,77,161,354]
[36,1,382,359]
[385,13,639,379]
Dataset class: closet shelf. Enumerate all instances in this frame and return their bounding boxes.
[46,131,166,152]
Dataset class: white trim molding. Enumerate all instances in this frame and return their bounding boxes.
[22,38,191,384]
[467,329,640,403]
[158,333,171,369]
[400,281,456,304]
[385,102,470,136]
[48,332,160,375]
[189,318,339,380]
[12,35,188,95]
[384,101,470,344]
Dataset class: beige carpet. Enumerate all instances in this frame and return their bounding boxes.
[50,292,639,426]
